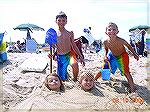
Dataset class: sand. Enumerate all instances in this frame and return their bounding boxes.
[1,50,150,112]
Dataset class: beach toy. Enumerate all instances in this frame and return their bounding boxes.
[45,28,57,50]
[101,69,111,80]
[101,61,111,80]
[45,28,57,73]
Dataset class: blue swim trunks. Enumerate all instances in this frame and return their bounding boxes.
[57,52,77,81]
[107,52,129,76]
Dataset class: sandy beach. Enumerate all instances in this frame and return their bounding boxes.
[1,50,150,112]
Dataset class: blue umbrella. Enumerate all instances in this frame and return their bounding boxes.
[45,28,57,73]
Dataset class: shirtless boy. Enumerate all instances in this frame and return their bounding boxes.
[49,11,85,82]
[103,22,139,93]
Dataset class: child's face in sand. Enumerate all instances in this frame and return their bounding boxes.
[47,76,61,91]
[81,76,94,91]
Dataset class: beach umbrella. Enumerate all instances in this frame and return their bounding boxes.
[14,23,45,31]
[129,25,150,32]
[13,23,45,40]
[45,28,57,73]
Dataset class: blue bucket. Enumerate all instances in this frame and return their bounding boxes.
[101,69,111,80]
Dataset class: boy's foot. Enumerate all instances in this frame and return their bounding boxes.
[110,77,116,81]
[73,78,78,82]
[128,92,141,102]
[110,74,116,81]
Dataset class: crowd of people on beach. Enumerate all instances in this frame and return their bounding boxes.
[7,40,26,53]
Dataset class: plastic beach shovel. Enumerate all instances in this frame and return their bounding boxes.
[45,28,57,73]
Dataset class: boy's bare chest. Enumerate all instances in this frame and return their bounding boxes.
[57,35,71,45]
[107,40,122,48]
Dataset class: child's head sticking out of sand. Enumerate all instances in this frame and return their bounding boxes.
[44,73,64,92]
[79,71,95,91]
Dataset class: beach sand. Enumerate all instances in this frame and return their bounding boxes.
[1,51,150,112]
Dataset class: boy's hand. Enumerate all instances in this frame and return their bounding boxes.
[134,54,139,61]
[48,52,57,61]
[80,57,85,66]
[48,54,57,60]
[48,54,53,59]
[104,56,108,62]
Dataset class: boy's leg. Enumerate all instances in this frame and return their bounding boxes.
[94,71,102,80]
[71,63,79,81]
[70,52,79,81]
[117,52,136,93]
[124,72,136,93]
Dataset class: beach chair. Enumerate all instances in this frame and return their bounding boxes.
[26,39,38,53]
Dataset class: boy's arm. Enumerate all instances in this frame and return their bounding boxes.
[123,39,139,61]
[103,41,109,62]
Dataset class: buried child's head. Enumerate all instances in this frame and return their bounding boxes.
[79,71,95,91]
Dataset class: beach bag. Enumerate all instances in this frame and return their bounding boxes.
[0,41,6,52]
[0,33,4,46]
[0,52,7,63]
[101,61,111,80]
[0,41,7,63]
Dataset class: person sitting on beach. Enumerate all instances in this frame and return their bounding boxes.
[48,11,85,82]
[101,22,139,94]
[13,40,22,52]
[44,73,64,92]
[78,71,95,91]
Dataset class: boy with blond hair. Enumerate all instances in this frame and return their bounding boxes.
[102,22,139,93]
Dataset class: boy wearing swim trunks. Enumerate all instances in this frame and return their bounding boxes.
[49,11,85,82]
[103,22,139,93]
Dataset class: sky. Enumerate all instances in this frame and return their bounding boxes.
[0,0,150,44]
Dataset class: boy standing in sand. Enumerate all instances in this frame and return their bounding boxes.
[49,11,85,82]
[102,22,139,93]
